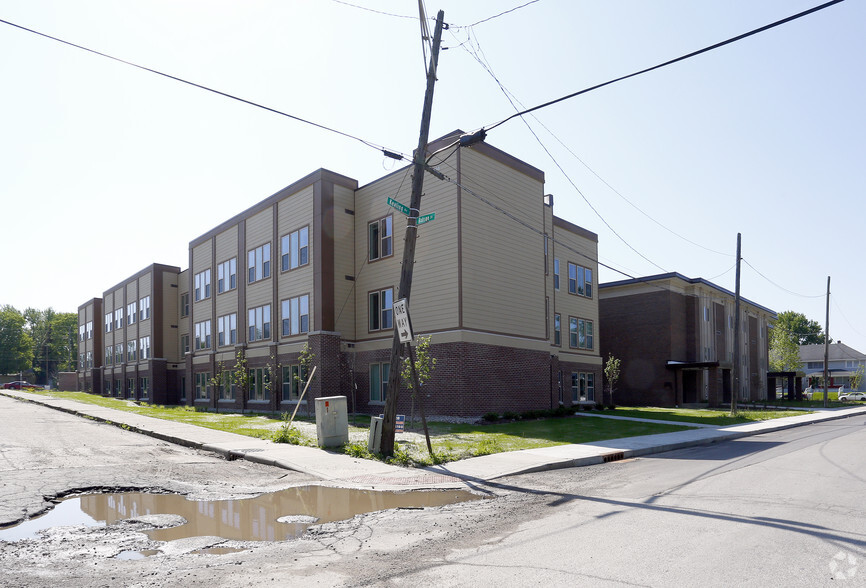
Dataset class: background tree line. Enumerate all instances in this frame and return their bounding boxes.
[769,310,829,373]
[0,305,77,385]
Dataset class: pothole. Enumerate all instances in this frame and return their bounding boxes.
[0,485,482,554]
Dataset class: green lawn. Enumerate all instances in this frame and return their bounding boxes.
[604,407,810,426]
[9,389,810,467]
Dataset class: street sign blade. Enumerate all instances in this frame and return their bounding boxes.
[417,212,435,225]
[387,197,411,216]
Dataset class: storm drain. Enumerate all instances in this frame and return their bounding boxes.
[602,452,626,463]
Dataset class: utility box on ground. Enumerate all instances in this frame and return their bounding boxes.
[368,416,383,453]
[315,396,349,448]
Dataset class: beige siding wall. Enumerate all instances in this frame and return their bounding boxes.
[460,148,546,339]
[191,241,213,322]
[245,206,274,311]
[177,269,190,355]
[277,185,315,338]
[551,223,599,359]
[354,167,460,341]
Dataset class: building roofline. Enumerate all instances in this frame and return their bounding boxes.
[102,263,182,297]
[189,168,358,247]
[553,215,598,243]
[599,272,777,317]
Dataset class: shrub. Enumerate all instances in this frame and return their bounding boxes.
[503,411,520,421]
[272,425,305,445]
[482,412,500,422]
[606,404,616,410]
[595,403,606,410]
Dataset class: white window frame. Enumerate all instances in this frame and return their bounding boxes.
[370,362,390,403]
[281,295,310,337]
[217,258,237,294]
[368,216,393,261]
[139,296,151,320]
[281,226,310,272]
[218,313,237,347]
[195,320,212,350]
[127,302,137,325]
[369,288,394,331]
[194,269,212,301]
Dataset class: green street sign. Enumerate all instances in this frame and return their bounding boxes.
[387,197,411,216]
[417,213,436,225]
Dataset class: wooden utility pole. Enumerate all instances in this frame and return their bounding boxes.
[380,9,445,457]
[823,276,831,408]
[730,233,741,416]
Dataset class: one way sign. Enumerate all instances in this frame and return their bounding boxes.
[392,298,414,343]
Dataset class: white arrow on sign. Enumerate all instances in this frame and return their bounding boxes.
[392,298,413,343]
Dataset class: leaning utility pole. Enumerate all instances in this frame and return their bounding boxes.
[380,9,445,457]
[823,276,831,408]
[730,233,741,416]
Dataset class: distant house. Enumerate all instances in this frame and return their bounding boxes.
[799,343,866,392]
[599,273,776,407]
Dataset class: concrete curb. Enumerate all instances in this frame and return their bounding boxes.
[4,390,866,485]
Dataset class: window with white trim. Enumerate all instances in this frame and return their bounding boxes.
[79,324,86,342]
[194,269,212,301]
[180,293,189,318]
[281,364,309,402]
[114,343,123,364]
[553,258,560,290]
[554,313,561,346]
[217,313,237,347]
[368,216,393,261]
[567,262,593,297]
[569,317,594,350]
[105,312,112,333]
[369,288,393,331]
[86,321,93,340]
[248,304,271,342]
[572,372,595,402]
[249,367,270,401]
[139,336,151,360]
[139,296,151,320]
[281,227,309,271]
[195,320,212,350]
[114,308,123,330]
[281,295,309,337]
[127,340,137,362]
[195,372,210,399]
[217,258,237,294]
[127,302,137,325]
[247,243,271,283]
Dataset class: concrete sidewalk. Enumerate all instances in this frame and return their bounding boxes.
[4,389,866,488]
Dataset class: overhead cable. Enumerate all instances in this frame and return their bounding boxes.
[0,17,410,162]
[484,0,846,132]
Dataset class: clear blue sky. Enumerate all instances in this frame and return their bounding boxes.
[1,1,863,351]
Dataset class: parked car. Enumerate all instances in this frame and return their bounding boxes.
[1,381,41,390]
[838,390,866,402]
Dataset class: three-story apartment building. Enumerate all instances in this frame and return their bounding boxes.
[77,132,601,417]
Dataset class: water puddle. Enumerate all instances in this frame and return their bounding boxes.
[0,485,480,547]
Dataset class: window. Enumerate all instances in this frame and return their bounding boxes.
[194,269,212,301]
[572,372,595,402]
[180,293,190,318]
[139,296,151,320]
[704,307,710,321]
[86,351,93,368]
[127,340,137,362]
[369,288,393,331]
[282,365,308,402]
[79,324,86,342]
[281,295,310,337]
[567,263,592,297]
[248,243,271,283]
[281,227,309,271]
[105,347,112,366]
[553,258,560,290]
[180,376,186,401]
[217,371,235,400]
[114,309,123,330]
[195,372,210,399]
[195,320,212,350]
[127,378,135,396]
[78,353,84,370]
[181,334,190,355]
[139,336,150,360]
[217,258,237,293]
[554,314,561,346]
[139,377,149,398]
[249,367,270,401]
[370,362,390,403]
[114,343,123,364]
[114,380,121,397]
[86,321,93,340]
[368,216,393,261]
[218,313,237,347]
[105,312,112,333]
[127,302,137,325]
[248,305,271,342]
[569,317,594,350]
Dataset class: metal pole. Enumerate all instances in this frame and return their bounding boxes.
[823,276,830,408]
[731,233,741,416]
[381,10,445,456]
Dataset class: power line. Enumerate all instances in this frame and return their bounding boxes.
[455,0,542,29]
[0,17,411,163]
[742,258,824,298]
[483,0,846,132]
[453,27,668,273]
[831,295,866,341]
[330,0,416,19]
